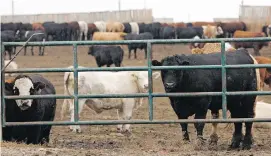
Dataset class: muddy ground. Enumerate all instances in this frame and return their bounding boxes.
[1,43,271,156]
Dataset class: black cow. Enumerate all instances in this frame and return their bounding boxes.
[22,23,33,31]
[138,22,146,33]
[1,30,16,59]
[176,27,198,39]
[144,22,162,39]
[152,49,258,150]
[4,74,57,145]
[123,23,132,33]
[59,23,70,41]
[191,27,204,38]
[15,30,46,56]
[262,25,271,37]
[160,26,176,39]
[42,22,63,41]
[88,45,124,67]
[124,32,154,59]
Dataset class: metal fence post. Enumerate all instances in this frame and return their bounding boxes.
[0,43,3,141]
[147,42,153,121]
[73,44,79,123]
[221,41,227,119]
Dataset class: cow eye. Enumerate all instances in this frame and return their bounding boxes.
[14,88,19,95]
[30,88,34,94]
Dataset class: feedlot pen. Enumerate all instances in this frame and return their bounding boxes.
[2,38,271,156]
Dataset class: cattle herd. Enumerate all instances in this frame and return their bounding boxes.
[1,20,271,151]
[1,21,271,59]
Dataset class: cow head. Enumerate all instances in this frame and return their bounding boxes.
[264,68,271,88]
[152,55,188,92]
[216,26,224,36]
[131,71,160,92]
[5,75,45,111]
[88,46,99,56]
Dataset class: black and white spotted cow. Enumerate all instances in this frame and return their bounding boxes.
[4,74,57,145]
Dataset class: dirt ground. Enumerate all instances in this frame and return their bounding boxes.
[1,43,271,156]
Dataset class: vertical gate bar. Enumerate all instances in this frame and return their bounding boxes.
[1,44,6,129]
[147,42,154,121]
[221,41,227,119]
[73,44,79,122]
[0,44,3,141]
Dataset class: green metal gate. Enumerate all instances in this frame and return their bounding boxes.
[1,37,271,131]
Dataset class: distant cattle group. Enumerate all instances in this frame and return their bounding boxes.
[1,21,271,59]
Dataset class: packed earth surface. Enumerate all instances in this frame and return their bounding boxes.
[1,43,271,156]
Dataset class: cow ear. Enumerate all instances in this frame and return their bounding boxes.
[175,56,189,65]
[5,82,14,91]
[34,82,46,90]
[152,60,162,66]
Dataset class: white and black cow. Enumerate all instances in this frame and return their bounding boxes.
[152,48,260,150]
[4,74,57,145]
[61,67,160,133]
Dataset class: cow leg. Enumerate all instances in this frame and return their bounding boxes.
[42,46,45,56]
[228,108,243,149]
[24,46,27,55]
[241,95,257,150]
[69,99,86,133]
[26,125,41,144]
[134,49,137,59]
[128,48,132,59]
[13,46,16,54]
[209,110,219,145]
[144,47,147,59]
[117,107,124,133]
[120,98,135,134]
[31,46,34,56]
[193,98,210,146]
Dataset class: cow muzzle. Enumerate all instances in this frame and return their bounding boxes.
[18,100,31,110]
[165,82,176,89]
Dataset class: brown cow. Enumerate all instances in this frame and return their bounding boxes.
[174,22,186,28]
[254,56,271,90]
[92,32,126,41]
[217,22,247,38]
[87,23,99,40]
[192,22,218,27]
[232,30,268,56]
[106,22,125,32]
[32,22,45,31]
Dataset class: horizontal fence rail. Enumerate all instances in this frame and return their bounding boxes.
[2,37,271,46]
[1,37,271,128]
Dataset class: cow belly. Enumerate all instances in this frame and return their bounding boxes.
[89,98,123,113]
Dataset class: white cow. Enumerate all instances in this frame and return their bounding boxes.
[94,21,107,32]
[78,21,88,40]
[129,22,139,34]
[253,101,271,128]
[61,67,160,133]
[4,60,18,77]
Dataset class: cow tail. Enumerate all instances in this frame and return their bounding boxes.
[60,72,73,120]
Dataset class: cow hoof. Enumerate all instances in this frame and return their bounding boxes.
[183,132,190,142]
[121,129,132,137]
[69,126,82,133]
[242,134,253,150]
[229,133,243,149]
[117,127,123,133]
[208,133,219,145]
[194,136,206,150]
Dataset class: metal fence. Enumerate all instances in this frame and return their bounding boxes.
[2,38,271,135]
